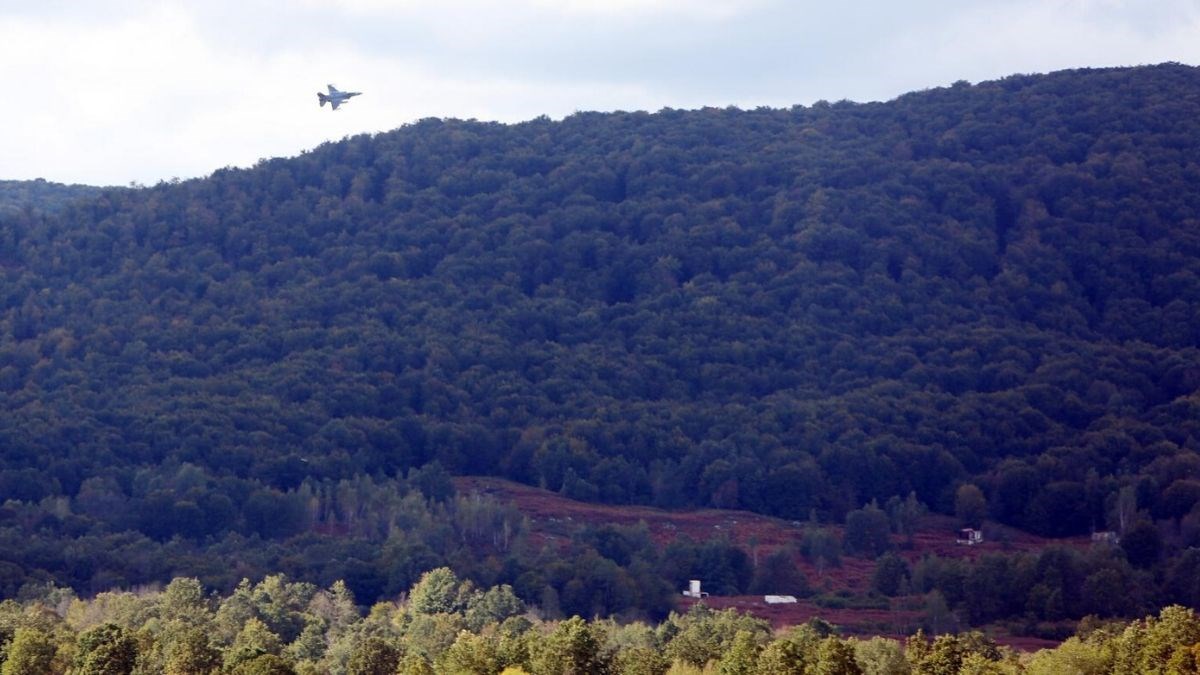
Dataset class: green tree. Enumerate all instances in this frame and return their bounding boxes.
[496,616,534,672]
[911,633,960,675]
[800,527,842,574]
[910,633,1000,675]
[1,627,58,675]
[905,630,930,673]
[439,630,499,675]
[954,484,987,529]
[1024,637,1107,675]
[224,618,284,672]
[886,492,927,541]
[716,630,760,675]
[1138,605,1200,675]
[396,652,436,675]
[921,591,956,636]
[159,577,212,626]
[71,623,138,675]
[756,636,811,675]
[813,637,862,675]
[613,646,668,675]
[871,553,910,597]
[346,636,402,675]
[465,584,525,631]
[403,612,466,662]
[529,616,611,675]
[1122,521,1164,568]
[214,580,259,645]
[853,637,908,675]
[228,654,296,675]
[957,652,1012,675]
[247,575,316,644]
[1166,646,1200,675]
[285,620,329,665]
[1112,485,1138,535]
[750,548,810,597]
[662,606,771,669]
[844,502,892,558]
[163,626,221,675]
[409,567,466,615]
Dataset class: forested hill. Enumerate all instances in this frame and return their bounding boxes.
[0,179,106,217]
[4,63,1200,547]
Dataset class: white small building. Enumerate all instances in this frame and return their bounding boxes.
[764,595,798,605]
[956,528,983,545]
[682,579,709,598]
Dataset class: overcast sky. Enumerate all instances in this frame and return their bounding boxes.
[2,0,1199,186]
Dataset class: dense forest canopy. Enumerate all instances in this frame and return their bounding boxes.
[5,570,1200,675]
[2,63,1200,619]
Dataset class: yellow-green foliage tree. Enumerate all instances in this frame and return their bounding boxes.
[529,616,612,675]
[4,573,1200,675]
[1,627,59,675]
[71,623,138,675]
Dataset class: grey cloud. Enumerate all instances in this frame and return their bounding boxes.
[183,0,1200,108]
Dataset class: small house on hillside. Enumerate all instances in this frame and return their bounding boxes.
[1092,531,1120,545]
[682,580,709,598]
[956,528,983,545]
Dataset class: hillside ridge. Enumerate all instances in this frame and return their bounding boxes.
[0,63,1198,622]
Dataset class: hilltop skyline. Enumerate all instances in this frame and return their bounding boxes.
[2,0,1199,186]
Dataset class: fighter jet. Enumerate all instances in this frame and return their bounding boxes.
[317,84,361,111]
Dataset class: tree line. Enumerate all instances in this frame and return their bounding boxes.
[3,568,1200,674]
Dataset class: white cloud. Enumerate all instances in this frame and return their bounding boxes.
[1,5,210,183]
[0,2,669,184]
[0,5,381,184]
[295,0,761,19]
[0,0,1197,185]
[527,0,764,20]
[871,0,1200,97]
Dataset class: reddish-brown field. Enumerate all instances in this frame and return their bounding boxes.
[680,595,921,634]
[454,476,1091,650]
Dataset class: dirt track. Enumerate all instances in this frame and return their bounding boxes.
[453,476,1090,649]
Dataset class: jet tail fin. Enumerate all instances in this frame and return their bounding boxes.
[317,93,328,107]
